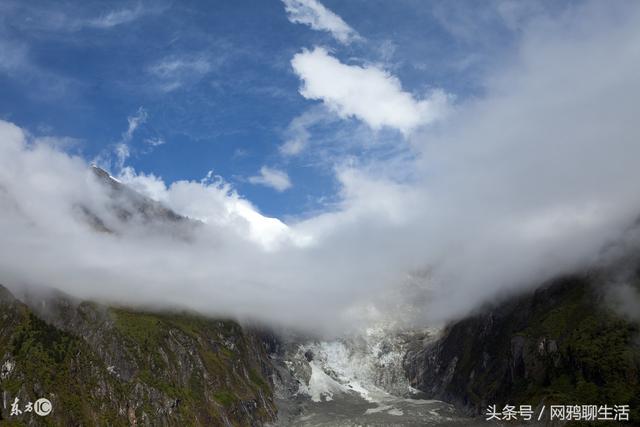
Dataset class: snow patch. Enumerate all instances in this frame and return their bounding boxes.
[308,361,347,402]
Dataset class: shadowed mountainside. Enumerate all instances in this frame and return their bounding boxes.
[405,270,640,424]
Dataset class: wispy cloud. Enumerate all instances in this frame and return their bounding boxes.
[291,47,449,135]
[282,0,361,44]
[85,4,146,29]
[248,166,293,192]
[147,56,213,92]
[94,107,148,172]
[115,107,147,169]
[114,143,130,171]
[279,106,334,156]
[0,3,150,99]
[0,35,79,100]
[144,137,165,147]
[280,112,315,156]
[122,107,148,143]
[4,2,155,33]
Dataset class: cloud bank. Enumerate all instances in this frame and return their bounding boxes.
[1,2,640,334]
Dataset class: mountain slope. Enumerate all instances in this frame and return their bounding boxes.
[0,285,276,426]
[76,165,196,235]
[404,272,640,422]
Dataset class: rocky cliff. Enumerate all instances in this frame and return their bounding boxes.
[404,271,640,422]
[0,285,276,426]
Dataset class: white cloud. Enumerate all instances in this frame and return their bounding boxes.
[86,5,145,29]
[122,107,147,142]
[114,143,130,170]
[282,0,360,44]
[93,107,147,172]
[149,58,211,78]
[115,107,147,169]
[118,167,297,250]
[279,106,332,156]
[291,47,449,135]
[248,166,293,192]
[279,123,309,156]
[147,56,212,92]
[144,137,165,147]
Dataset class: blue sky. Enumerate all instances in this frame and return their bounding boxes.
[0,0,528,218]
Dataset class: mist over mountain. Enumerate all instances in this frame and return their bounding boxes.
[1,2,640,335]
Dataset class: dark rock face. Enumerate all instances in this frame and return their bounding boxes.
[0,285,277,426]
[404,274,640,421]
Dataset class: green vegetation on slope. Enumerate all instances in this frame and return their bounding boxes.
[0,287,276,426]
[518,282,640,423]
[407,275,640,424]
